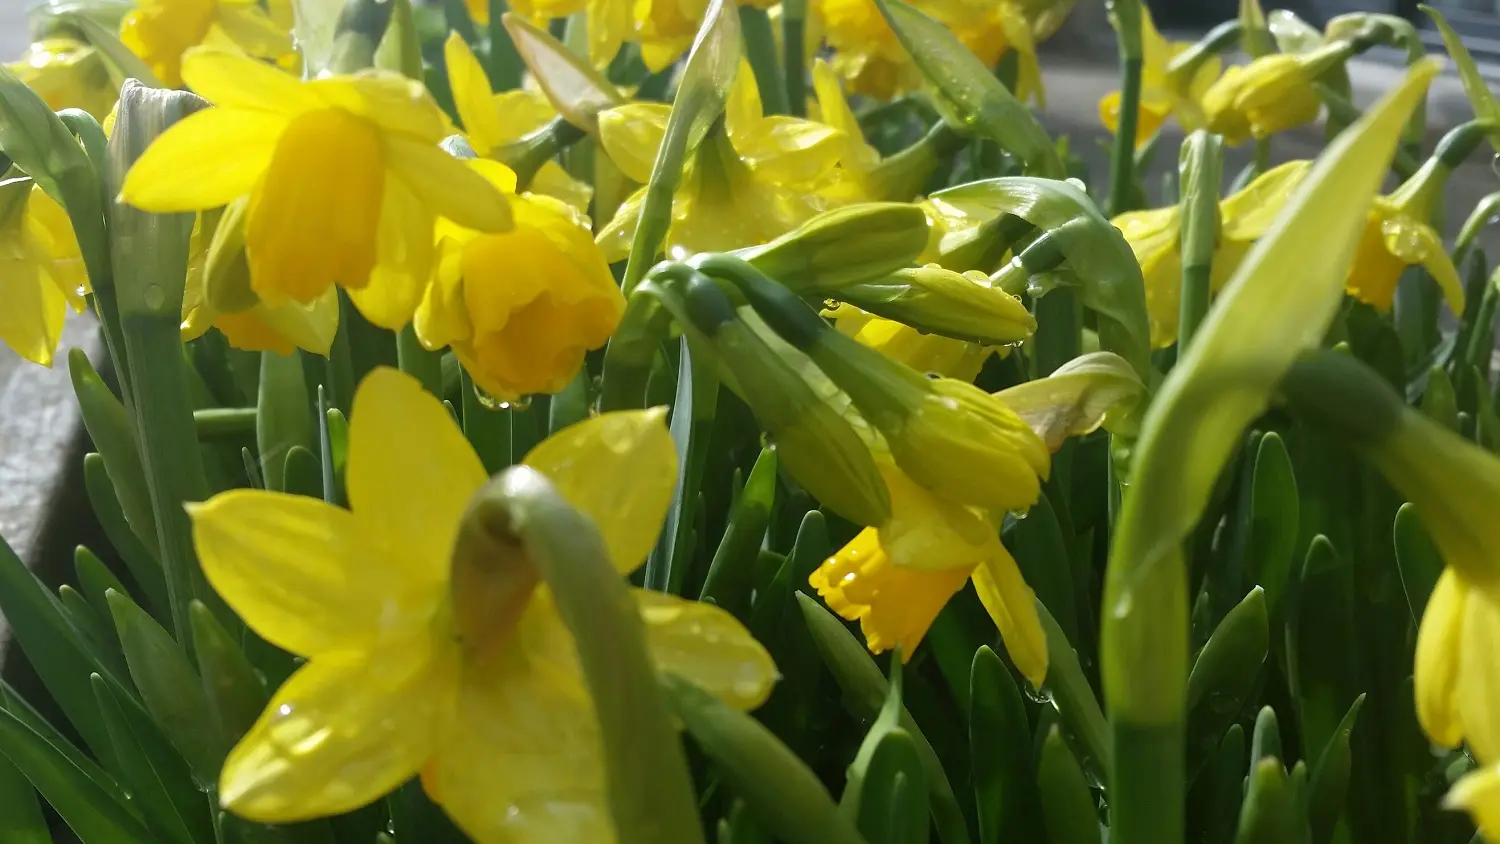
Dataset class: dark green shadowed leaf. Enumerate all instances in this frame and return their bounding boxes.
[797,593,972,844]
[1393,503,1443,624]
[74,546,127,624]
[1186,587,1268,773]
[1037,726,1102,844]
[970,646,1041,844]
[58,585,130,685]
[0,746,47,844]
[1191,724,1246,843]
[460,366,511,472]
[1248,434,1299,620]
[700,447,777,615]
[852,730,928,844]
[1251,707,1281,765]
[1009,493,1077,643]
[258,351,314,494]
[69,349,158,557]
[1235,757,1308,844]
[189,601,268,745]
[107,589,226,786]
[842,655,907,823]
[1422,366,1460,430]
[282,445,323,499]
[91,674,206,844]
[1287,536,1357,773]
[83,454,169,616]
[1307,693,1365,844]
[664,675,865,844]
[0,681,124,805]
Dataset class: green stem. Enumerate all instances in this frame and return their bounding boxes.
[396,325,443,397]
[460,367,512,474]
[1107,55,1143,215]
[782,0,807,117]
[192,408,257,442]
[621,126,693,294]
[600,291,674,411]
[1178,132,1223,353]
[1252,137,1271,179]
[487,0,524,90]
[740,5,789,116]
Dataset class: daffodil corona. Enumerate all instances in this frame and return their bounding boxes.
[192,368,776,842]
[121,48,512,330]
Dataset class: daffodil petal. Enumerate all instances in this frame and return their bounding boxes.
[180,47,321,114]
[634,589,778,710]
[598,104,671,185]
[879,465,999,573]
[522,408,676,574]
[1382,217,1467,315]
[120,107,283,212]
[387,136,512,233]
[1459,584,1500,761]
[312,72,453,142]
[259,286,340,356]
[426,606,611,844]
[189,489,438,655]
[0,253,64,367]
[970,545,1048,688]
[1445,766,1500,841]
[213,7,294,58]
[530,160,594,212]
[725,58,761,141]
[345,178,434,329]
[220,636,455,822]
[414,235,472,350]
[1414,568,1467,749]
[735,118,844,185]
[444,33,504,155]
[1220,160,1313,241]
[346,367,489,588]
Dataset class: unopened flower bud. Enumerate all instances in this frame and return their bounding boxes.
[738,202,931,293]
[836,263,1036,346]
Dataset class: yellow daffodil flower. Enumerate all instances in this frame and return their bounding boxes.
[416,160,624,401]
[1346,158,1466,313]
[1112,160,1310,347]
[192,367,776,841]
[630,0,778,72]
[1099,5,1220,146]
[809,59,882,203]
[596,60,845,260]
[0,178,87,367]
[443,34,593,212]
[121,47,512,330]
[926,0,1052,105]
[826,303,993,382]
[488,0,629,71]
[1201,49,1337,145]
[820,0,923,100]
[8,38,118,121]
[119,0,293,87]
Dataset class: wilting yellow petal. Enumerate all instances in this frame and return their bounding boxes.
[971,545,1047,688]
[598,104,672,184]
[120,107,284,213]
[1445,765,1500,841]
[220,635,456,822]
[523,408,676,575]
[180,46,321,114]
[994,351,1147,450]
[346,368,489,591]
[189,490,440,655]
[444,33,504,155]
[426,600,611,844]
[386,136,512,233]
[635,589,777,710]
[1415,568,1467,749]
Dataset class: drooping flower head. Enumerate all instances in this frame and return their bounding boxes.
[121,48,512,330]
[192,368,776,842]
[8,38,119,120]
[120,0,294,87]
[1098,5,1221,146]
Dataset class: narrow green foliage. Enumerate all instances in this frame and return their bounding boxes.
[1235,757,1308,844]
[1186,588,1269,772]
[1037,726,1102,844]
[91,674,207,844]
[1307,694,1365,844]
[82,454,169,615]
[189,601,268,745]
[969,646,1041,844]
[700,448,777,614]
[257,352,314,494]
[1393,503,1443,623]
[69,349,158,556]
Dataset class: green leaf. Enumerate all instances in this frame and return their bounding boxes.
[1009,494,1077,643]
[107,590,226,786]
[69,349,159,557]
[189,601,268,745]
[1307,693,1365,844]
[0,705,154,844]
[1186,587,1268,773]
[969,646,1041,844]
[0,681,124,806]
[700,448,777,615]
[459,368,510,474]
[1248,434,1299,620]
[503,12,624,133]
[56,11,164,88]
[0,748,47,844]
[83,454,170,617]
[1191,725,1246,842]
[1287,536,1357,772]
[1037,726,1102,844]
[547,368,591,435]
[850,730,928,844]
[74,547,126,624]
[91,675,206,844]
[1038,602,1111,783]
[842,656,907,821]
[373,0,422,79]
[282,445,323,499]
[1251,706,1281,765]
[1235,757,1308,844]
[1393,503,1443,624]
[872,0,1060,177]
[59,585,131,686]
[1419,5,1500,152]
[664,674,865,844]
[1421,366,1460,431]
[797,593,972,844]
[258,352,314,494]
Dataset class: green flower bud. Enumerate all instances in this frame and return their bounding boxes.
[737,202,931,293]
[836,263,1036,346]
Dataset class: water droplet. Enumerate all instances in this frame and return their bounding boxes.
[143,283,166,310]
[471,381,531,411]
[1023,682,1054,705]
[823,298,843,310]
[1111,594,1133,619]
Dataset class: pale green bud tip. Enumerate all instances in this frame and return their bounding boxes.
[741,202,931,293]
[841,264,1036,346]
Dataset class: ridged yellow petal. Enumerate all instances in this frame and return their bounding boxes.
[346,179,435,329]
[598,104,672,185]
[310,72,453,142]
[1445,766,1500,841]
[971,545,1048,688]
[634,589,778,710]
[189,489,439,655]
[444,33,504,155]
[220,635,456,822]
[427,603,610,844]
[1414,568,1467,749]
[120,107,284,213]
[522,408,676,575]
[734,117,844,186]
[1460,585,1500,761]
[180,46,321,114]
[346,368,489,588]
[386,135,512,233]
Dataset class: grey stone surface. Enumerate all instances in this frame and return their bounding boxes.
[2,1,29,59]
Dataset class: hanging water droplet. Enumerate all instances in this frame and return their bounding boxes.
[471,380,532,411]
[1023,681,1054,705]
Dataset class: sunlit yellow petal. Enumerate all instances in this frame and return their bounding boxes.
[1384,216,1466,315]
[311,72,454,142]
[180,46,321,114]
[1415,568,1467,749]
[414,236,471,350]
[221,636,456,822]
[386,136,512,233]
[346,368,489,590]
[120,107,284,212]
[490,90,559,144]
[258,286,340,356]
[213,6,294,58]
[735,117,844,185]
[529,160,594,212]
[598,103,672,185]
[444,33,504,155]
[635,589,777,709]
[970,545,1047,688]
[1445,766,1500,841]
[879,464,999,572]
[523,408,676,574]
[345,179,435,329]
[725,58,761,141]
[189,490,439,655]
[0,251,65,367]
[1220,160,1312,241]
